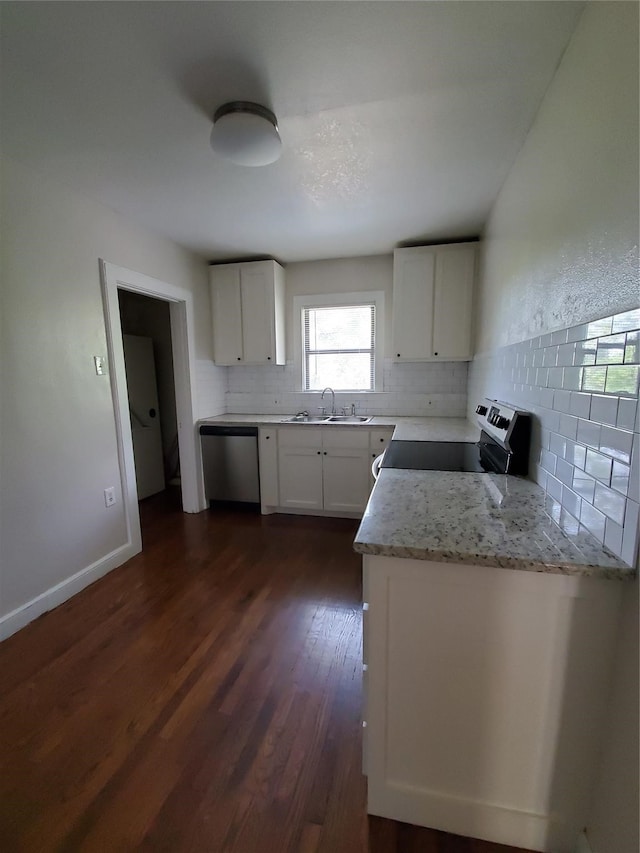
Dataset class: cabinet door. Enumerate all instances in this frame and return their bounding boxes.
[240,264,275,364]
[392,248,435,361]
[211,266,242,365]
[433,246,475,359]
[323,448,371,513]
[259,428,278,511]
[278,447,323,509]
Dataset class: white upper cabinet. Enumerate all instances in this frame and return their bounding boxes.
[392,243,476,361]
[210,260,286,365]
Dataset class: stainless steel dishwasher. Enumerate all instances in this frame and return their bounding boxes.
[199,425,260,508]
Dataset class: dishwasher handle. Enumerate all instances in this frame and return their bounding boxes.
[199,425,258,438]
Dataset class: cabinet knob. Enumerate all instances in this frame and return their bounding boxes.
[323,451,327,455]
[265,435,270,440]
[237,357,241,361]
[397,353,401,357]
[379,437,384,442]
[434,352,438,356]
[317,451,321,455]
[267,356,271,360]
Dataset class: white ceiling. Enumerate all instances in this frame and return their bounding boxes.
[0,1,585,263]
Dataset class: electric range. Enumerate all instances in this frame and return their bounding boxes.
[381,400,531,476]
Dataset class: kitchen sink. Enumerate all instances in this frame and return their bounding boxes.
[281,414,330,423]
[280,414,372,424]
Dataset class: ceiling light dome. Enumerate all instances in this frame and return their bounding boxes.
[210,101,282,167]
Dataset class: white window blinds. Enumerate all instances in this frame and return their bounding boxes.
[303,303,376,391]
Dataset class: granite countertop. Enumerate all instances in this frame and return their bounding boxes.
[354,469,633,580]
[199,413,480,441]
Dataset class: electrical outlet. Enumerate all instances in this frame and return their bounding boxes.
[104,487,116,507]
[94,356,107,375]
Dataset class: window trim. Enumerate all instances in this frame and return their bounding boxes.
[293,291,385,392]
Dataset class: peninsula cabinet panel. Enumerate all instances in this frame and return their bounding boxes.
[362,554,622,853]
[392,243,475,361]
[210,260,285,365]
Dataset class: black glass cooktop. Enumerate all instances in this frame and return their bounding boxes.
[381,440,487,473]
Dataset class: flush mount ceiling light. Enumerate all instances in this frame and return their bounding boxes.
[210,101,282,167]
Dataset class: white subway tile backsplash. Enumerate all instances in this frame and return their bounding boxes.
[621,500,640,566]
[577,418,601,448]
[468,308,638,560]
[557,343,575,367]
[549,433,567,457]
[558,414,578,440]
[580,501,607,543]
[553,389,572,413]
[561,485,581,519]
[573,470,597,502]
[555,457,574,487]
[612,308,640,334]
[562,366,583,391]
[611,460,631,497]
[617,396,638,430]
[569,392,591,419]
[604,518,624,558]
[587,318,613,338]
[593,482,626,525]
[548,367,564,389]
[585,449,612,484]
[599,425,633,464]
[590,394,619,425]
[567,323,588,343]
[546,474,563,502]
[569,443,587,470]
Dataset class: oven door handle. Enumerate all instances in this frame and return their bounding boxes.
[372,452,385,480]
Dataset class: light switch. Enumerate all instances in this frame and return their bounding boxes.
[94,356,107,375]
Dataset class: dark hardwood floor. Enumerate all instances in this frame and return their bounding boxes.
[0,489,533,852]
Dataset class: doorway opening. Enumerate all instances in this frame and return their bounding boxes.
[118,291,180,501]
[100,260,206,564]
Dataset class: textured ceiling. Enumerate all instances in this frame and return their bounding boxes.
[0,1,585,262]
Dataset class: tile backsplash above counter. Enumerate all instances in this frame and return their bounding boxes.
[469,308,640,566]
[226,358,468,418]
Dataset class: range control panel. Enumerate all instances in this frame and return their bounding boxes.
[475,399,527,449]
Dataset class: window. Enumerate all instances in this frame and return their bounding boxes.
[296,291,384,391]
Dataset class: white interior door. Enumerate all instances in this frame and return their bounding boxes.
[123,334,165,500]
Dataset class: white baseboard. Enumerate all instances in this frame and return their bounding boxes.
[0,541,138,642]
[575,831,593,853]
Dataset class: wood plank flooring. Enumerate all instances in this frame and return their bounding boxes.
[0,489,533,853]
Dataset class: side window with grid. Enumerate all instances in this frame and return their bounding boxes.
[303,303,376,391]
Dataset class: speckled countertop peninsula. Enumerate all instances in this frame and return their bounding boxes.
[354,469,634,580]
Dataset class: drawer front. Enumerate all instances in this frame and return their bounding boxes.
[277,427,322,448]
[370,428,394,451]
[322,428,370,449]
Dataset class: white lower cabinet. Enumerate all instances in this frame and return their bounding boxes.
[258,427,279,513]
[362,555,622,853]
[277,427,372,516]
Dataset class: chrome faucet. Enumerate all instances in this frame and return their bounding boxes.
[321,387,336,414]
